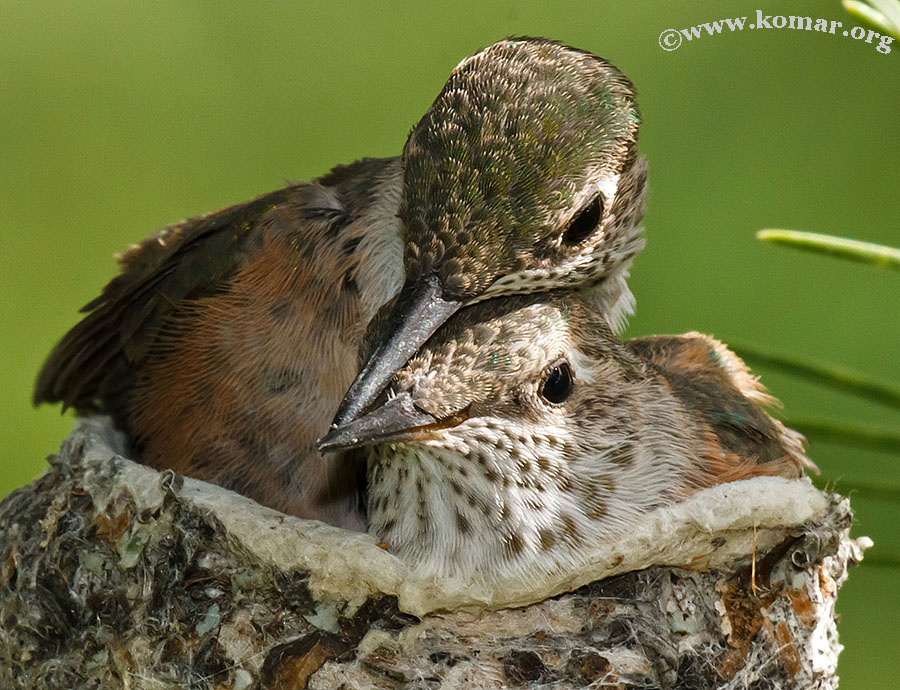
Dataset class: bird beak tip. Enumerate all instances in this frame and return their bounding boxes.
[316,422,368,453]
[331,278,462,427]
[318,392,443,454]
[315,429,347,453]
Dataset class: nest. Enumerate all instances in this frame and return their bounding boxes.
[0,420,870,689]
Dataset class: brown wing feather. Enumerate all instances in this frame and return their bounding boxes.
[33,184,304,415]
[33,156,399,526]
[627,333,816,482]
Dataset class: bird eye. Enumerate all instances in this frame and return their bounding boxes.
[540,362,574,404]
[562,194,604,246]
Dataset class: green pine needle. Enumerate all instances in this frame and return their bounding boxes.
[781,415,900,454]
[843,0,900,38]
[731,342,900,410]
[869,0,900,33]
[862,555,900,569]
[823,479,900,503]
[757,230,900,270]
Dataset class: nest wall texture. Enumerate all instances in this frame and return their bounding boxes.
[0,420,870,689]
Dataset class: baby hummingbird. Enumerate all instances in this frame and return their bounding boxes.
[319,294,815,582]
[34,38,646,527]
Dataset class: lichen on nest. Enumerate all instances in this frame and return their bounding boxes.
[0,419,869,689]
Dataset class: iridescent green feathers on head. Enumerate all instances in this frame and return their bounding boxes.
[401,37,643,297]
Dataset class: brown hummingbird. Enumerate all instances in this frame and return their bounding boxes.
[34,37,647,528]
[318,293,815,582]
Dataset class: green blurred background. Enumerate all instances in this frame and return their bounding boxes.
[2,0,897,684]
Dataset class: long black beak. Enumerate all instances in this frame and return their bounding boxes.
[318,392,442,452]
[330,275,461,428]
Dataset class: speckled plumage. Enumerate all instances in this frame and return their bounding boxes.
[335,37,647,424]
[347,294,815,583]
[402,38,643,299]
[34,38,648,528]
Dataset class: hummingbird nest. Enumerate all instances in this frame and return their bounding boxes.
[0,420,870,689]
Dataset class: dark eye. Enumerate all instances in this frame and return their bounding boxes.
[540,362,574,404]
[563,195,604,246]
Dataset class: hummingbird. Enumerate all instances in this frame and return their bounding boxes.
[318,293,815,582]
[34,37,646,528]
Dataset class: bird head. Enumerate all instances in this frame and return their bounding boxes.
[328,37,647,429]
